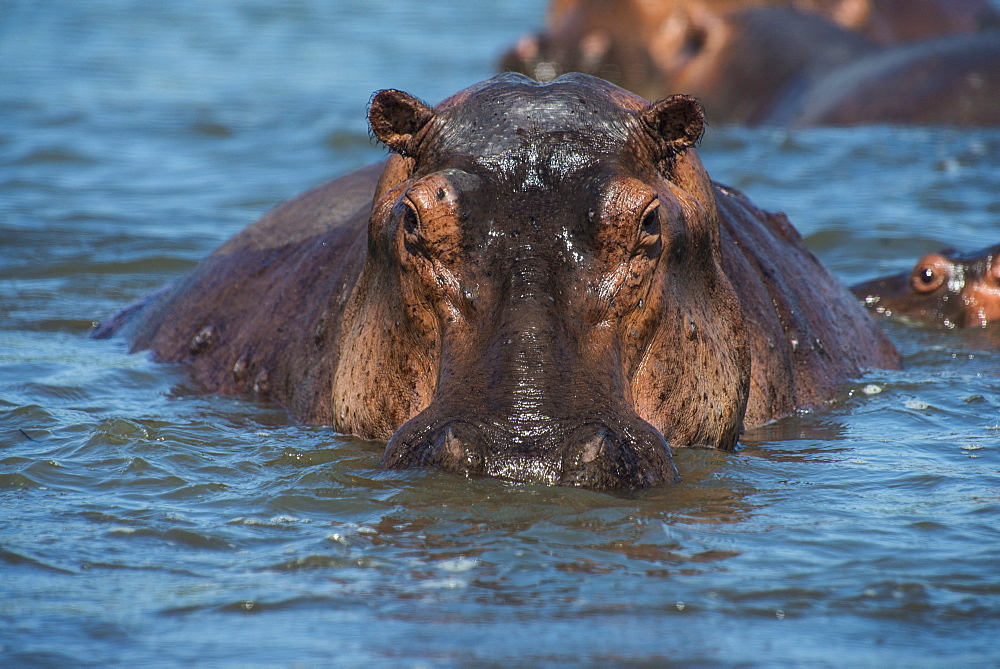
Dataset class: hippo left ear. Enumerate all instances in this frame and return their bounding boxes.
[639,94,705,157]
[369,89,434,156]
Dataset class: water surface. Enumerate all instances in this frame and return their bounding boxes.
[2,1,999,665]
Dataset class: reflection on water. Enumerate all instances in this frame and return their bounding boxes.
[2,0,1000,665]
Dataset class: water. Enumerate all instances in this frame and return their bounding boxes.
[2,1,999,665]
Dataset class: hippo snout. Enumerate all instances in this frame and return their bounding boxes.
[381,414,679,489]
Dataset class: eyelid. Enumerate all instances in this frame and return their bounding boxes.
[401,197,420,233]
[641,198,660,218]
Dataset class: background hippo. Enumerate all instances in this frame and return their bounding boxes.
[852,244,1000,329]
[98,73,899,489]
[768,33,1000,127]
[500,0,1000,125]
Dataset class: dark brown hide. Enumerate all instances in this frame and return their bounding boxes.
[771,35,1000,127]
[98,74,900,488]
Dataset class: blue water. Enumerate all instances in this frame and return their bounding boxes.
[2,1,999,665]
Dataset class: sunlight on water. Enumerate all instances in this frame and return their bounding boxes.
[2,0,1000,665]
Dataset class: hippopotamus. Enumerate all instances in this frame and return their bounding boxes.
[768,34,1000,127]
[96,73,900,488]
[500,1,876,116]
[851,245,1000,328]
[500,0,1000,125]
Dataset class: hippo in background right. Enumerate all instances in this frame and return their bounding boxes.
[500,0,1000,126]
[851,244,1000,329]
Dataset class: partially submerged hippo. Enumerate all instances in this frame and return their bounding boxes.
[97,74,899,488]
[500,1,874,115]
[768,33,1000,127]
[500,0,1000,125]
[852,245,1000,328]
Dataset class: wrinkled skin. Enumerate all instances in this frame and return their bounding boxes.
[97,74,900,489]
[500,0,1000,125]
[852,244,1000,328]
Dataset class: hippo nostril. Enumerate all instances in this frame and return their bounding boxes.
[383,419,484,473]
[567,424,613,467]
[428,422,484,472]
[562,422,679,489]
[577,430,608,464]
[438,425,464,461]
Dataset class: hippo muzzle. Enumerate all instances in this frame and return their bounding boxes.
[380,269,681,487]
[384,416,676,488]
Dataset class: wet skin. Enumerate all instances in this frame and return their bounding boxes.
[852,244,1000,328]
[97,73,899,489]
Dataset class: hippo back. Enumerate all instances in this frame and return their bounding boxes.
[713,183,899,425]
[119,163,382,424]
[774,34,1000,127]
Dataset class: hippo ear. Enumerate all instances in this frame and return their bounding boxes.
[369,89,434,156]
[639,94,705,157]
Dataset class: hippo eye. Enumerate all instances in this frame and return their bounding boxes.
[909,255,948,294]
[682,25,708,58]
[640,202,660,237]
[401,202,419,235]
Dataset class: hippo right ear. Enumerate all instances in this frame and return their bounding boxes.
[639,94,705,158]
[369,89,435,156]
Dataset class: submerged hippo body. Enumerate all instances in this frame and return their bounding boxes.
[769,34,1000,127]
[100,74,899,488]
[852,245,1000,328]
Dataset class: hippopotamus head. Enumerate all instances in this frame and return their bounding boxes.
[851,244,1000,328]
[332,73,750,489]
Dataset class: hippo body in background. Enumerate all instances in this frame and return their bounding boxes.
[852,245,1000,328]
[500,2,877,117]
[655,7,877,125]
[500,0,1000,125]
[767,34,1000,127]
[98,74,900,488]
[820,0,999,45]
